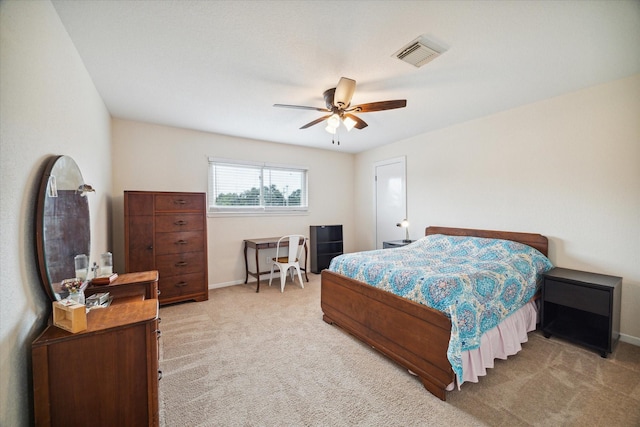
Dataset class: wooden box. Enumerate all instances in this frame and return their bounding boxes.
[52,300,87,333]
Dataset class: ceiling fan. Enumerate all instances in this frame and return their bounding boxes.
[274,77,406,143]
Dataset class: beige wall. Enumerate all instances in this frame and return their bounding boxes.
[0,2,112,426]
[354,74,640,343]
[111,119,355,286]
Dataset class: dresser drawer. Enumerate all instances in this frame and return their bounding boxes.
[155,213,203,232]
[159,272,206,299]
[155,231,204,255]
[155,194,204,212]
[156,252,205,277]
[544,279,610,316]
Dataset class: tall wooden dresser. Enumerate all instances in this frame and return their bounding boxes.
[125,191,209,304]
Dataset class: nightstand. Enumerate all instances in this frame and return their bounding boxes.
[382,240,415,249]
[541,267,622,357]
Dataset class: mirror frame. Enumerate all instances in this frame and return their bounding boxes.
[35,155,91,301]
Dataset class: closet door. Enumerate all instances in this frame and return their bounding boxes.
[374,157,407,249]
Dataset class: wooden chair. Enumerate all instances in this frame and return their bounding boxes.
[269,235,305,292]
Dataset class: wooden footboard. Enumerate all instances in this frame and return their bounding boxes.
[319,226,548,401]
[321,269,454,400]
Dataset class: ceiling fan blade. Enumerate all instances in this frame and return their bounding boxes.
[300,114,332,129]
[348,99,407,113]
[334,77,356,108]
[343,113,368,130]
[273,104,329,112]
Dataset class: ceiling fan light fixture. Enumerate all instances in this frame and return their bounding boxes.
[327,113,340,129]
[342,116,357,131]
[274,76,406,140]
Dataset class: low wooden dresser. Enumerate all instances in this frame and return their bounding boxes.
[32,272,161,426]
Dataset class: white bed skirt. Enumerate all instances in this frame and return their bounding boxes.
[445,300,538,391]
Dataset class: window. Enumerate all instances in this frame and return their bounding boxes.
[208,158,308,214]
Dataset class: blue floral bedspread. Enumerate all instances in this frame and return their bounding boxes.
[328,234,553,380]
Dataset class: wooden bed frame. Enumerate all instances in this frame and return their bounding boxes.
[320,226,548,401]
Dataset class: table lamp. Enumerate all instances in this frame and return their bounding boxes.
[396,219,410,242]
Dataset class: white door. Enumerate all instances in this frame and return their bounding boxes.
[374,157,407,249]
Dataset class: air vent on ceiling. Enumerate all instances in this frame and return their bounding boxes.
[394,38,443,68]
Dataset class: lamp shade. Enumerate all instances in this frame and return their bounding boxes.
[327,113,340,128]
[342,116,357,131]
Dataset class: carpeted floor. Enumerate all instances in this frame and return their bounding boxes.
[158,273,640,426]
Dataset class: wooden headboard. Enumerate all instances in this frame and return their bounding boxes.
[425,226,548,256]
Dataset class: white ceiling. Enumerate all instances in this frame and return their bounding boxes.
[51,0,640,153]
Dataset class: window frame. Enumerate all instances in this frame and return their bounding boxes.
[207,157,309,216]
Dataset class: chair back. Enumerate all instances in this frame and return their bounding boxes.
[276,235,305,263]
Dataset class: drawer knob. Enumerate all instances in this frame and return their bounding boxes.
[174,199,186,205]
[175,261,188,267]
[158,370,163,381]
[147,245,153,250]
[175,240,187,245]
[175,220,187,226]
[155,330,162,338]
[176,281,188,287]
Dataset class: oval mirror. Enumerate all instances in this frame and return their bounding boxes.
[36,155,91,301]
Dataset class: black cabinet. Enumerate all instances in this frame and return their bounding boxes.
[383,240,415,248]
[310,225,343,273]
[541,267,622,357]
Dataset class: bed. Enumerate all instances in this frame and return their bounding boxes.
[320,226,552,401]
